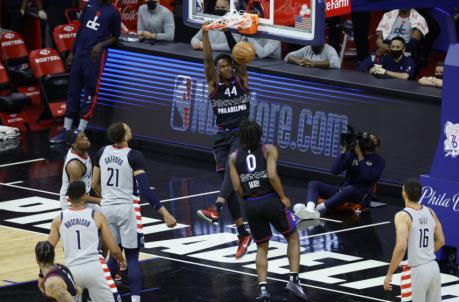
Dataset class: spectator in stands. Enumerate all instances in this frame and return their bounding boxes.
[49,0,121,144]
[284,44,340,69]
[358,37,416,80]
[296,133,385,219]
[137,0,175,41]
[36,0,77,48]
[418,61,443,88]
[2,0,27,34]
[375,8,428,56]
[191,0,240,51]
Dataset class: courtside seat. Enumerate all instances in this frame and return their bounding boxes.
[0,62,31,129]
[53,23,79,65]
[29,48,69,119]
[0,31,34,85]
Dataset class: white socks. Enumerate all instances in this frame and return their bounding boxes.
[306,201,316,212]
[131,295,141,302]
[63,117,73,130]
[78,119,88,131]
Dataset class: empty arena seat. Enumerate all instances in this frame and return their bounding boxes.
[53,22,79,64]
[29,48,69,118]
[0,31,34,85]
[0,63,31,130]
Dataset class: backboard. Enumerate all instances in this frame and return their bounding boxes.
[183,0,325,45]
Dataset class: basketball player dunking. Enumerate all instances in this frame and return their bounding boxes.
[196,26,252,259]
[384,178,445,302]
[48,181,126,302]
[228,120,309,301]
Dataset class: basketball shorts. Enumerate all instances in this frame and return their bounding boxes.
[410,260,441,302]
[100,202,144,249]
[245,193,297,244]
[69,256,120,302]
[212,129,240,172]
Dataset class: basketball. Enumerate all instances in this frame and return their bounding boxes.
[232,41,256,65]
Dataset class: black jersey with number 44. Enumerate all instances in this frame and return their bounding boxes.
[235,145,274,198]
[209,76,249,129]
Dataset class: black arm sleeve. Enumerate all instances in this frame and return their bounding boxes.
[127,150,146,171]
[224,31,237,51]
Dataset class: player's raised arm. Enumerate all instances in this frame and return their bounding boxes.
[233,59,248,89]
[203,28,217,94]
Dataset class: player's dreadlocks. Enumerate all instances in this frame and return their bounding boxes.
[239,119,262,151]
[35,241,55,265]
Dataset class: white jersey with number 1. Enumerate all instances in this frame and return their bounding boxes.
[59,207,100,267]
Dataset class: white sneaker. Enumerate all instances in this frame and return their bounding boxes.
[295,208,320,220]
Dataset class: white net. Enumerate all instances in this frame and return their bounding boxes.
[203,9,253,30]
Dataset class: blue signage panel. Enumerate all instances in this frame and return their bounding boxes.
[91,48,440,185]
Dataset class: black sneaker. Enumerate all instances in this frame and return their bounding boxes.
[285,281,309,301]
[256,287,270,301]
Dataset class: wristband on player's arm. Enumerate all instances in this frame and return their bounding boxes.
[135,173,162,210]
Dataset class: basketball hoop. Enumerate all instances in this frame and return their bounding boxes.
[202,9,258,34]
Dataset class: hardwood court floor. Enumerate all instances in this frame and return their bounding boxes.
[0,131,458,302]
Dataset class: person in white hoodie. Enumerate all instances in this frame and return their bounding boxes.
[375,8,428,56]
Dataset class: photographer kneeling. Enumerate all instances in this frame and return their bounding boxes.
[297,132,385,219]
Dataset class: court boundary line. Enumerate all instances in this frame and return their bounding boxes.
[0,158,45,168]
[147,253,391,302]
[0,182,218,204]
[299,221,392,239]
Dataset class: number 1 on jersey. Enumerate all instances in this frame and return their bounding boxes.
[75,230,81,249]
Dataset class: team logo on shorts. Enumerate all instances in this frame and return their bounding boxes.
[4,33,15,39]
[444,121,459,158]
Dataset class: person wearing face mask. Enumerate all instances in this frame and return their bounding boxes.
[284,43,341,69]
[418,61,444,88]
[191,0,241,51]
[359,37,416,80]
[375,8,428,56]
[137,0,175,41]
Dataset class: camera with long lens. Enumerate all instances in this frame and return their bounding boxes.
[340,125,376,152]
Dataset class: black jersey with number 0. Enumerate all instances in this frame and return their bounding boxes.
[43,264,78,300]
[209,76,249,129]
[235,145,274,198]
